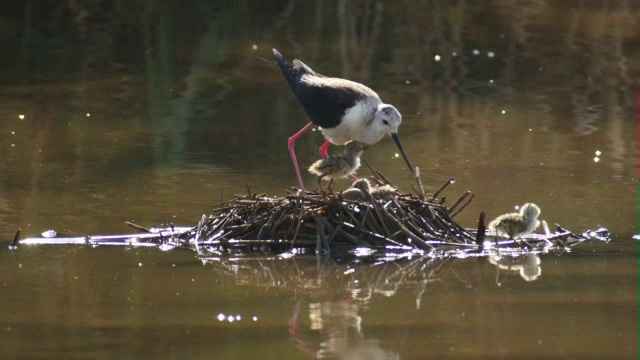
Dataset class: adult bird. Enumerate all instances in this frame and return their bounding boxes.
[272,48,414,194]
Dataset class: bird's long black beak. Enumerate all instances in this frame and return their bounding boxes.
[391,133,414,173]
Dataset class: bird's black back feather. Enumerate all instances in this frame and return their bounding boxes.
[273,49,365,129]
[296,83,361,128]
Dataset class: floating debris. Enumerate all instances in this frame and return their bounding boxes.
[41,230,57,238]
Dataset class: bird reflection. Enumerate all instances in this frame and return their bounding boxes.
[489,253,542,283]
[291,300,400,360]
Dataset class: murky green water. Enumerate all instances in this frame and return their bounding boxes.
[0,1,637,358]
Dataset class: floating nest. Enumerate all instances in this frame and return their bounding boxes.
[200,180,473,252]
[16,165,610,257]
[158,167,478,255]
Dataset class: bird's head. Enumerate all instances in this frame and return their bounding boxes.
[373,104,414,173]
[373,104,402,134]
[351,178,372,193]
[520,203,541,220]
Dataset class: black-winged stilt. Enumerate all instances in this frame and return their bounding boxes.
[308,141,366,193]
[273,48,414,193]
[488,203,541,239]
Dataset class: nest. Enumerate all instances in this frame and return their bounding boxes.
[16,166,609,256]
[181,165,482,254]
[203,194,466,251]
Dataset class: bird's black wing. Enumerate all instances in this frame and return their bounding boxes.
[296,80,364,129]
[273,48,370,129]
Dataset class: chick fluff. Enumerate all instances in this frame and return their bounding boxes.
[308,142,366,192]
[488,203,541,239]
[350,178,397,201]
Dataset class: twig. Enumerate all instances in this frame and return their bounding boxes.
[414,167,426,200]
[451,193,474,218]
[448,191,471,214]
[194,214,206,255]
[361,158,384,185]
[378,204,432,249]
[475,212,486,247]
[375,170,393,186]
[432,178,455,200]
[10,229,21,247]
[124,222,152,233]
[556,224,587,239]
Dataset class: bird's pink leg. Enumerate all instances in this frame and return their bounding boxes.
[288,122,315,194]
[318,139,331,158]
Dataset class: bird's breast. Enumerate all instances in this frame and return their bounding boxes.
[319,101,383,145]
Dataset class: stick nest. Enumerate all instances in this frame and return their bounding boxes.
[189,169,477,253]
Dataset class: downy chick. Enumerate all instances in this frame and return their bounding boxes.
[488,203,541,239]
[308,142,366,192]
[349,178,397,201]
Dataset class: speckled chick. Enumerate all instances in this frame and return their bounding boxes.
[308,142,366,192]
[488,203,541,239]
[351,178,372,193]
[371,184,397,201]
[348,178,397,201]
[342,179,370,201]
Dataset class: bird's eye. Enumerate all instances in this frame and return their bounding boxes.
[382,120,389,126]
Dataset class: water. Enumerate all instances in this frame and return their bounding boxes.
[0,1,637,358]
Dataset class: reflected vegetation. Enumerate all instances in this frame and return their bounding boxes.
[202,254,453,358]
[199,245,591,358]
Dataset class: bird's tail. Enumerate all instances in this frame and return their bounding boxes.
[272,48,300,95]
[273,49,318,92]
